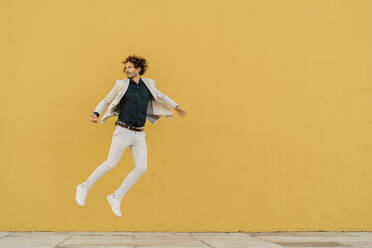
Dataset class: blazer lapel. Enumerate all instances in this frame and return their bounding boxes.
[112,79,130,105]
[142,78,157,100]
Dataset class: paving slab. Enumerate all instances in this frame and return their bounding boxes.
[249,232,356,237]
[0,232,71,248]
[60,232,204,248]
[191,232,282,248]
[248,232,370,248]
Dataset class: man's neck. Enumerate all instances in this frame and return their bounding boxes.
[130,76,141,84]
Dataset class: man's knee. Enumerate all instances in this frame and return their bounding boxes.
[105,158,119,169]
[134,166,147,175]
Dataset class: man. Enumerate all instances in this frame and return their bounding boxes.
[75,55,186,217]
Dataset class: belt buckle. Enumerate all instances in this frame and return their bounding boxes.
[126,124,142,131]
[116,121,143,131]
[134,126,143,131]
[133,126,143,132]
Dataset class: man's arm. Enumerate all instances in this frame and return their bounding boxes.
[93,81,120,116]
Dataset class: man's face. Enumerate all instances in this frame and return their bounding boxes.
[124,62,141,78]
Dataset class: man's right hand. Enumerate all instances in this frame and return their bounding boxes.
[89,113,98,123]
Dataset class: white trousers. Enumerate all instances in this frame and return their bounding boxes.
[84,124,148,199]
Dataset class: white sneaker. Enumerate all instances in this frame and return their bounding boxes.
[75,183,89,206]
[107,193,122,217]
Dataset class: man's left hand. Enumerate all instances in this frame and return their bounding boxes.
[175,106,187,117]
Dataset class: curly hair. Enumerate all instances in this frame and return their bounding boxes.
[122,55,148,76]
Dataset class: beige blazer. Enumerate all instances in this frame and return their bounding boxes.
[93,78,178,125]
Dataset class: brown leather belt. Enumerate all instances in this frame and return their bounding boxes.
[115,120,144,132]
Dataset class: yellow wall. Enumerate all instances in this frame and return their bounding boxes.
[1,0,372,231]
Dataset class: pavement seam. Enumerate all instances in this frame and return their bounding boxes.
[55,233,73,248]
[0,232,13,238]
[190,233,215,248]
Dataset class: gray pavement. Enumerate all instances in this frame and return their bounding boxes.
[0,231,371,248]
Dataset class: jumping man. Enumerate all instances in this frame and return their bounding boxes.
[75,55,187,216]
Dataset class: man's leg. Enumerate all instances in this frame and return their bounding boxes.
[84,126,133,190]
[112,131,148,199]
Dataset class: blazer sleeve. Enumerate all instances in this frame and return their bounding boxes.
[93,80,120,116]
[152,79,178,109]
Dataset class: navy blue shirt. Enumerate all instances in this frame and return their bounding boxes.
[93,78,155,127]
[117,78,153,127]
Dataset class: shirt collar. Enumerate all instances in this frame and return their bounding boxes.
[130,78,145,88]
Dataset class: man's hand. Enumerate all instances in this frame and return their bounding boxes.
[89,113,98,123]
[175,106,187,117]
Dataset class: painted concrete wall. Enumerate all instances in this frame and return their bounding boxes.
[1,0,372,231]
